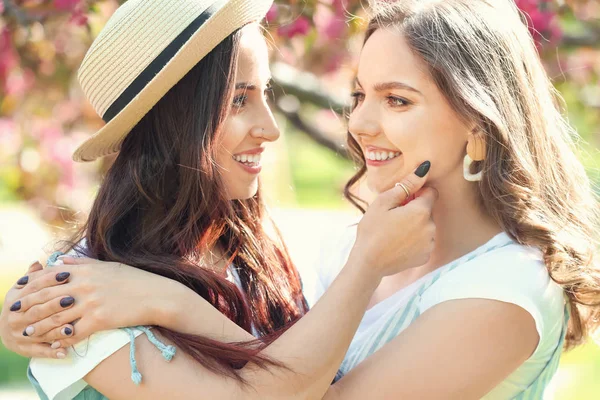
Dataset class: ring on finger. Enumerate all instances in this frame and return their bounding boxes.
[395,182,410,198]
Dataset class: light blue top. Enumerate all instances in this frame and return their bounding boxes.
[309,231,568,399]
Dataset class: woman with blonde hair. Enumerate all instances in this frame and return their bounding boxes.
[3,0,600,399]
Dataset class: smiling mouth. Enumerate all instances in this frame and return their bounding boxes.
[232,153,262,168]
[366,150,401,162]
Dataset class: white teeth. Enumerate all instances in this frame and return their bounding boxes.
[366,151,401,162]
[233,153,262,165]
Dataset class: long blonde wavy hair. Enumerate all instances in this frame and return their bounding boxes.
[345,0,600,349]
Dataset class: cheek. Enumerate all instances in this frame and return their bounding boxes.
[382,112,431,164]
[381,111,466,179]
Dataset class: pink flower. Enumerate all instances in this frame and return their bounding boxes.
[332,0,348,13]
[0,28,18,84]
[516,0,562,49]
[266,4,278,23]
[69,9,89,26]
[278,16,311,38]
[315,4,346,40]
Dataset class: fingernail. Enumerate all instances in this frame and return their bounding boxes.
[10,301,21,312]
[25,326,35,336]
[56,272,70,282]
[23,329,29,337]
[62,327,73,336]
[56,352,66,359]
[60,297,75,308]
[51,341,61,349]
[17,276,29,286]
[414,161,431,178]
[57,255,68,260]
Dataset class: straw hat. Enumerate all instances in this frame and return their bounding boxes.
[73,0,273,162]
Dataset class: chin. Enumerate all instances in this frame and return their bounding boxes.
[228,182,259,200]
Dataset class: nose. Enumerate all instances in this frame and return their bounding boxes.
[250,102,280,142]
[348,101,380,139]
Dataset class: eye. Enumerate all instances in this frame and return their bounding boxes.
[264,84,274,101]
[387,96,410,107]
[233,94,248,108]
[350,90,365,109]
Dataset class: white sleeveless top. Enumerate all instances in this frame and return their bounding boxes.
[306,228,566,399]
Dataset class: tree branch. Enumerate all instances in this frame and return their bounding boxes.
[273,101,350,159]
[271,62,348,115]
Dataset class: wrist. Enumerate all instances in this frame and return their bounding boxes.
[341,250,382,293]
[148,278,191,329]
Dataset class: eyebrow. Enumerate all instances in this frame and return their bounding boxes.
[235,77,273,91]
[354,78,423,96]
[235,82,256,90]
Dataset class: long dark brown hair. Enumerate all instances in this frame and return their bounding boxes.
[345,0,600,349]
[67,27,308,380]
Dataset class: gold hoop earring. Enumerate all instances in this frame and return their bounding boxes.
[464,131,486,182]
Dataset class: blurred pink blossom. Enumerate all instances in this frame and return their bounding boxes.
[53,100,82,124]
[278,16,311,38]
[266,4,278,23]
[5,68,35,97]
[69,8,89,26]
[0,28,18,84]
[53,0,81,11]
[516,0,562,48]
[314,4,346,41]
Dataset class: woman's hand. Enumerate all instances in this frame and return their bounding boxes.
[0,258,187,358]
[0,261,70,358]
[350,161,437,280]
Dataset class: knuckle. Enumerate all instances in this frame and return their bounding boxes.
[28,305,44,322]
[38,287,54,303]
[92,308,108,326]
[7,315,20,330]
[403,179,416,191]
[79,280,95,295]
[84,295,98,310]
[50,313,64,326]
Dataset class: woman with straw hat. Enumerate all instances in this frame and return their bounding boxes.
[0,0,437,399]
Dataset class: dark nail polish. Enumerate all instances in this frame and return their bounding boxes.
[60,297,75,308]
[64,327,73,335]
[415,161,431,178]
[23,329,28,337]
[56,272,70,282]
[10,301,21,312]
[17,276,29,286]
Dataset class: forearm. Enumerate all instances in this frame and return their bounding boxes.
[243,256,380,399]
[152,257,379,399]
[151,279,255,342]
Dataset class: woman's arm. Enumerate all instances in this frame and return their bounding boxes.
[84,254,382,400]
[82,186,437,399]
[324,299,539,400]
[2,174,438,399]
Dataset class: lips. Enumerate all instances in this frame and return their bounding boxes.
[232,147,264,174]
[364,146,402,167]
